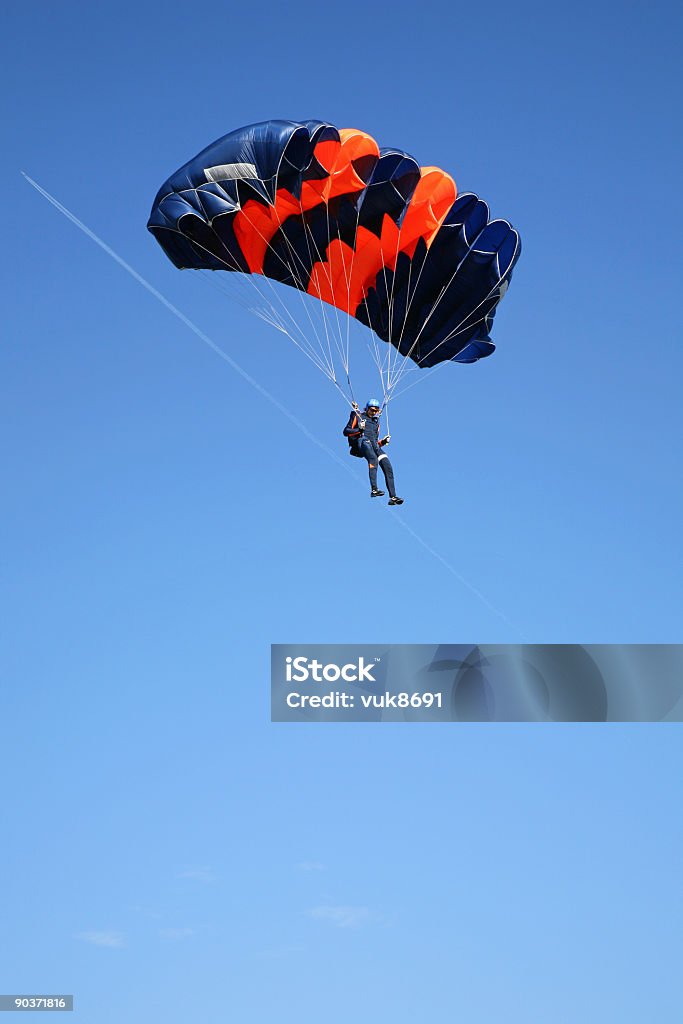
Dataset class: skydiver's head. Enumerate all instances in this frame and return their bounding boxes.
[365,399,381,417]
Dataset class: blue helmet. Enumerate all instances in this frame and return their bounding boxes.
[365,398,381,411]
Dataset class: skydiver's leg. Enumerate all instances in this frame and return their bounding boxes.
[359,440,380,493]
[378,453,396,498]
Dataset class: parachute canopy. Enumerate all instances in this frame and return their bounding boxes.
[148,119,520,370]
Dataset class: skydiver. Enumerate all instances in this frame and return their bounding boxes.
[343,399,404,505]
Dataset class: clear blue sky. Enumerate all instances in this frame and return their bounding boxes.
[2,1,681,1021]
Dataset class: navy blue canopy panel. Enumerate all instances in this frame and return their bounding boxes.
[148,120,521,368]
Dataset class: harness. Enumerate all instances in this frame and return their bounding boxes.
[347,411,381,458]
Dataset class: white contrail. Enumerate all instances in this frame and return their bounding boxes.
[21,173,350,472]
[22,172,523,636]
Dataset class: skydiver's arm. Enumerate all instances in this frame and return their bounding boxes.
[343,413,364,438]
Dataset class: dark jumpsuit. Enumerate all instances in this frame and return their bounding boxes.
[343,410,397,497]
